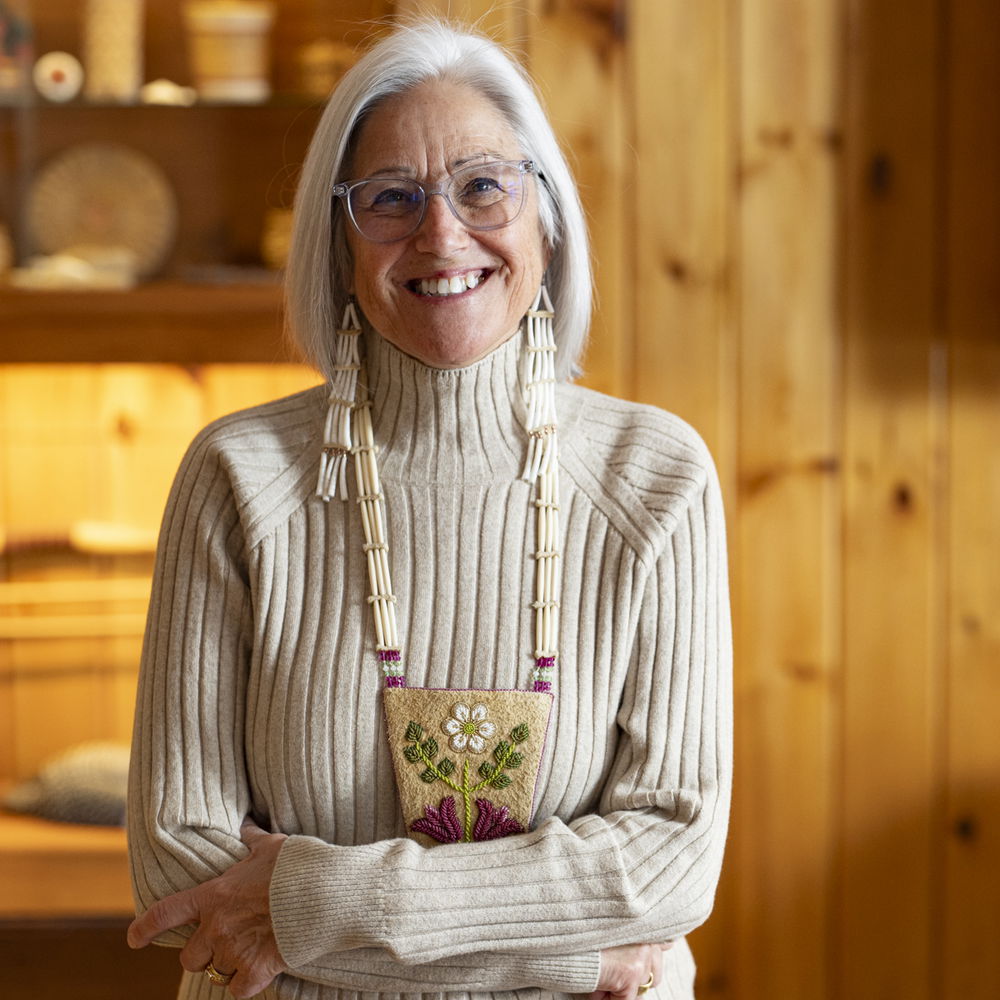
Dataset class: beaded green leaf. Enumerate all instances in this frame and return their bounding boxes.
[511,724,530,744]
[507,752,524,769]
[420,768,437,784]
[438,758,455,777]
[403,744,422,763]
[493,741,511,763]
[406,722,424,742]
[492,773,512,790]
[479,761,496,779]
[422,737,439,758]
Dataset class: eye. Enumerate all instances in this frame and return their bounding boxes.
[467,175,502,194]
[355,180,421,215]
[457,173,508,205]
[371,186,417,209]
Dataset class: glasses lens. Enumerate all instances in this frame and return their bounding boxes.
[448,162,527,229]
[343,162,530,242]
[349,178,424,241]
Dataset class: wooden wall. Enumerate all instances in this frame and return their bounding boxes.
[2,1,998,998]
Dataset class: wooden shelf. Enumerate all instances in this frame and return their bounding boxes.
[0,812,133,918]
[0,280,299,363]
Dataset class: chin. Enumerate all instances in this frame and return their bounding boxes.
[395,330,516,370]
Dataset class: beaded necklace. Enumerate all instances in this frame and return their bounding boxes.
[316,289,560,844]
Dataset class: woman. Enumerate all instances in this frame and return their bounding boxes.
[127,19,732,1000]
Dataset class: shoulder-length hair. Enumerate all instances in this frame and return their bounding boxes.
[284,19,592,381]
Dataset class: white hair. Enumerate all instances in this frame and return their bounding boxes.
[284,19,592,381]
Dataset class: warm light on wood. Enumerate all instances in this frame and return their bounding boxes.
[1,2,997,997]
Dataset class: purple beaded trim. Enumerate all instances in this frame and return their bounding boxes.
[379,649,405,686]
[535,656,556,669]
[532,680,552,692]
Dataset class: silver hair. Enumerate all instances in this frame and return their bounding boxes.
[284,19,592,381]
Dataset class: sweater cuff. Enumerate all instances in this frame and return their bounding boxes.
[270,835,386,967]
[525,952,602,993]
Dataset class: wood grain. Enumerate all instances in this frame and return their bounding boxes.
[841,2,943,997]
[943,1,1000,996]
[733,2,841,997]
[2,5,999,998]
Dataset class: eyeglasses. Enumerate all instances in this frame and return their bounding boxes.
[333,159,537,243]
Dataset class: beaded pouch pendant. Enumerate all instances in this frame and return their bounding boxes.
[318,290,561,847]
[383,687,552,845]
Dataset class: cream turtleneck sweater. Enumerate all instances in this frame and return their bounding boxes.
[128,329,732,1000]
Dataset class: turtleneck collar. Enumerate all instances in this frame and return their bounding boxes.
[357,327,529,484]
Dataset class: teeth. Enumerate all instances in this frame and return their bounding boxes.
[415,271,484,296]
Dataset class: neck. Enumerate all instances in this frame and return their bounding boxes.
[360,327,529,483]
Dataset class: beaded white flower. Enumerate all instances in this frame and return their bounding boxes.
[441,703,496,754]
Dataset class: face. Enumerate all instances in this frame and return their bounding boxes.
[344,78,549,369]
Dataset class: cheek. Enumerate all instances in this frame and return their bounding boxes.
[350,246,392,313]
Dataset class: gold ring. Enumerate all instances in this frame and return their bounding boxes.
[637,973,655,995]
[205,961,235,986]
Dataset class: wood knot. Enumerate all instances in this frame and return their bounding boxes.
[115,413,136,441]
[954,816,977,842]
[665,257,688,282]
[868,153,893,197]
[759,126,795,149]
[961,615,981,636]
[892,482,914,512]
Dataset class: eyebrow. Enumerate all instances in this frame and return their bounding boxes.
[362,151,508,178]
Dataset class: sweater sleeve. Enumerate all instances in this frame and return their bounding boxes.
[269,454,733,968]
[127,431,603,995]
[127,431,254,945]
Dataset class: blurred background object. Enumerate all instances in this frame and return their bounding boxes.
[82,0,144,102]
[32,50,84,102]
[182,0,276,103]
[0,0,32,98]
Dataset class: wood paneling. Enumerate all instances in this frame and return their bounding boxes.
[2,2,999,997]
[841,2,943,997]
[630,0,730,454]
[943,2,1000,997]
[732,1,842,997]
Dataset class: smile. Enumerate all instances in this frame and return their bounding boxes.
[407,270,489,297]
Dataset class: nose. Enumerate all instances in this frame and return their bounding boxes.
[413,191,470,255]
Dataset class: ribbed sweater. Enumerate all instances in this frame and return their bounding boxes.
[128,329,732,1000]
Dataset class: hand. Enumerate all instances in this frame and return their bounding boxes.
[127,819,289,998]
[588,942,675,1000]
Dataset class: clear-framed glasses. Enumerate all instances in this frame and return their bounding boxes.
[333,159,537,244]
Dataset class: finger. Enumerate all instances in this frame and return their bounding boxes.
[240,816,267,844]
[127,889,201,949]
[228,958,281,1000]
[651,946,664,986]
[178,923,214,974]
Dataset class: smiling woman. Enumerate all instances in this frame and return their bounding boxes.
[340,77,549,369]
[126,18,731,1000]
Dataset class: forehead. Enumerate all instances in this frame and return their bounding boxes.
[349,78,521,177]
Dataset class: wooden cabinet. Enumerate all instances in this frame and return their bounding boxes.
[0,0,390,363]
